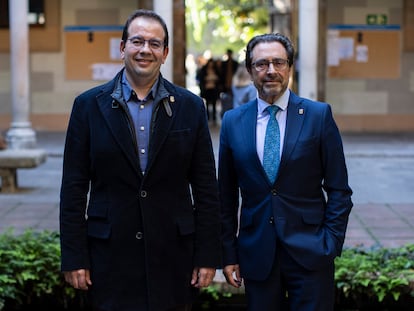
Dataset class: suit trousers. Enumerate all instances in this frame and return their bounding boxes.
[244,240,335,311]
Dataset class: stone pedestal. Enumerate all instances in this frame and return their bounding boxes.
[0,148,47,192]
[5,123,37,149]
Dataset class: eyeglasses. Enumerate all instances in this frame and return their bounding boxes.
[252,58,289,72]
[127,36,165,51]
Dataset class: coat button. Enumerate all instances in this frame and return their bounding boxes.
[140,190,147,198]
[271,189,277,195]
[136,232,143,239]
[269,216,274,224]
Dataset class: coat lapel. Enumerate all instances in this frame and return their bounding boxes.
[96,90,141,176]
[146,97,175,173]
[279,92,305,172]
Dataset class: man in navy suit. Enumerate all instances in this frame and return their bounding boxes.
[218,33,353,311]
[60,9,220,311]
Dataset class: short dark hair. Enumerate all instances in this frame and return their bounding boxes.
[121,9,169,48]
[245,33,295,72]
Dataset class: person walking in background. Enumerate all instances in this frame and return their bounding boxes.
[194,54,207,97]
[218,33,353,311]
[220,48,239,94]
[219,48,239,118]
[59,9,221,311]
[231,62,257,109]
[197,58,221,122]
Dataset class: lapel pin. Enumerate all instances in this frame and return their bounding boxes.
[112,100,119,108]
[299,108,304,115]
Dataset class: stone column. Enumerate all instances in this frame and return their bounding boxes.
[154,0,173,82]
[298,0,318,100]
[6,0,37,149]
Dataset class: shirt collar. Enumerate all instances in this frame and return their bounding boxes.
[258,88,290,115]
[121,71,158,101]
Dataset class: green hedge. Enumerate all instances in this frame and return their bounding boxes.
[0,229,413,310]
[0,229,81,311]
[334,244,414,309]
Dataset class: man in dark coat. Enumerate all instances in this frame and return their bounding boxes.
[59,9,221,311]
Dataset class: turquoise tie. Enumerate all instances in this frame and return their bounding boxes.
[263,105,280,183]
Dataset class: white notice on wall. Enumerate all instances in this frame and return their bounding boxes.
[327,30,340,66]
[339,37,354,60]
[91,63,123,81]
[110,38,122,60]
[356,45,368,63]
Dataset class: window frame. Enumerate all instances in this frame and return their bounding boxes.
[0,0,60,52]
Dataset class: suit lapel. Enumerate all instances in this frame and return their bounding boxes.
[279,92,305,172]
[240,100,267,177]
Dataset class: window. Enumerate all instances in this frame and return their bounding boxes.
[0,0,45,28]
[0,0,60,52]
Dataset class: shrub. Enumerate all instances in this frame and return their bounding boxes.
[335,244,414,306]
[0,229,78,311]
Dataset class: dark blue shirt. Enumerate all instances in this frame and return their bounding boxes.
[121,72,158,174]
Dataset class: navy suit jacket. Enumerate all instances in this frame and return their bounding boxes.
[218,91,353,281]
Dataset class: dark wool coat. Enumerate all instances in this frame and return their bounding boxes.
[60,69,221,311]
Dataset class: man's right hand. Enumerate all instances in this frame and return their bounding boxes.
[63,269,92,290]
[223,264,243,288]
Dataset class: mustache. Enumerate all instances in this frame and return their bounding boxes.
[263,73,282,82]
[263,77,282,83]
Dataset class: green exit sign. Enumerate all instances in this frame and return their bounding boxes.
[366,14,388,25]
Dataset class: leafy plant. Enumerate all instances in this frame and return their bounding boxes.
[185,0,270,58]
[335,244,414,303]
[0,229,77,311]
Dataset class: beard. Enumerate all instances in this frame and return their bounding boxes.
[258,81,286,103]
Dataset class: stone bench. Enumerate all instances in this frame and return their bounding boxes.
[0,149,47,193]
